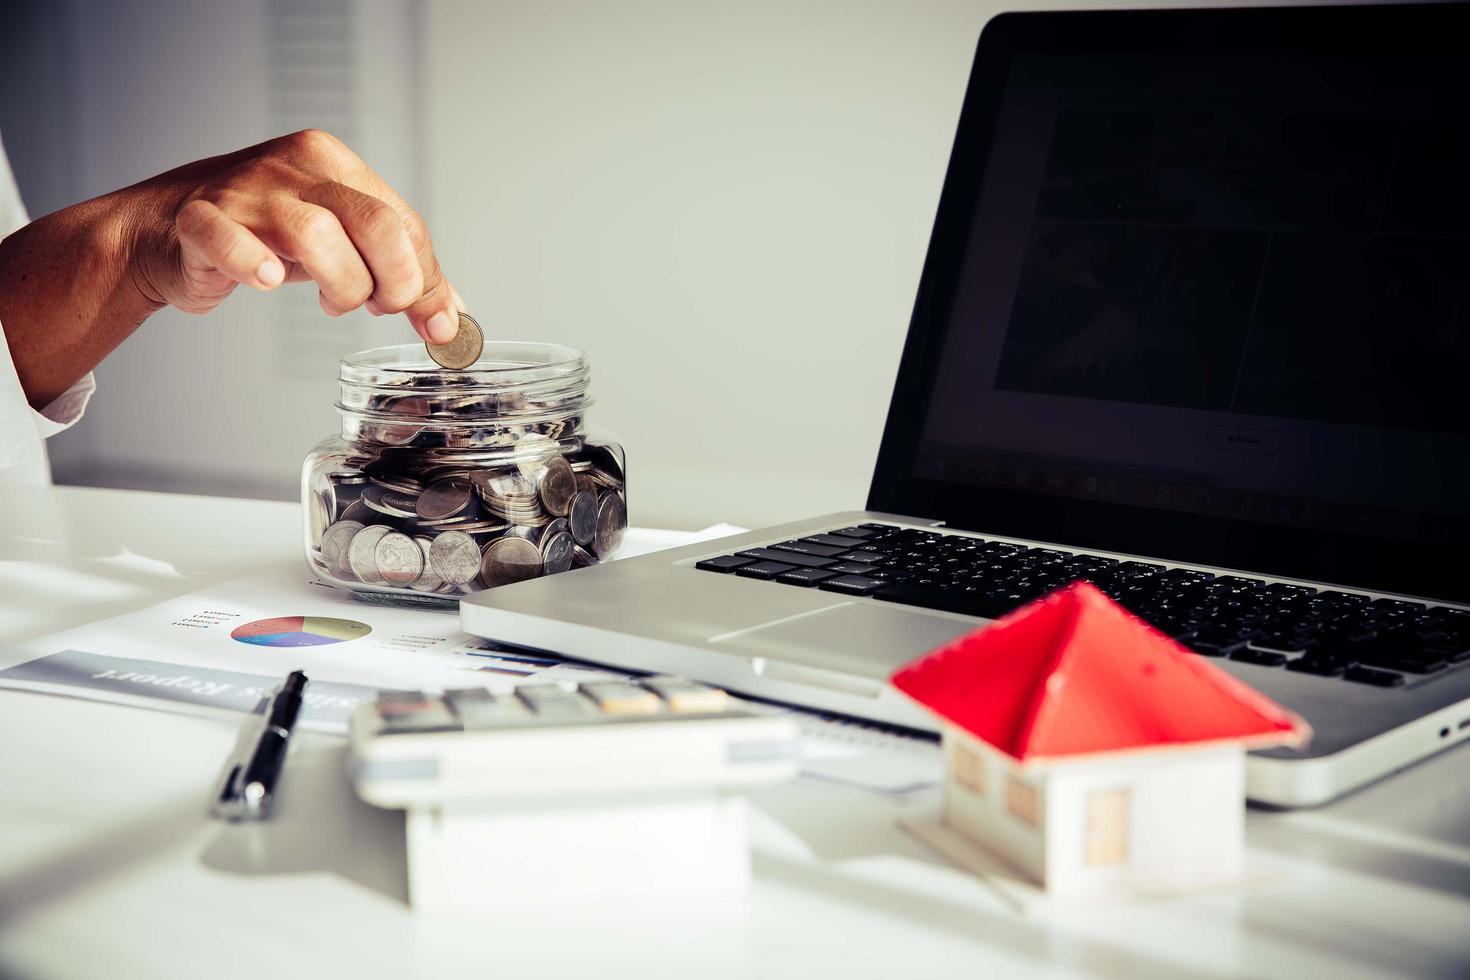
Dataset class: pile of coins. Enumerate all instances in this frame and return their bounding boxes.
[309,433,627,598]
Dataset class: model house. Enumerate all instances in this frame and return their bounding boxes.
[892,582,1309,897]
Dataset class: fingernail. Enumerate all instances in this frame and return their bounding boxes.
[365,298,383,317]
[425,310,457,343]
[256,259,285,288]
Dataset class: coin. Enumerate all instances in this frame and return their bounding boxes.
[568,490,598,546]
[535,455,577,517]
[310,488,331,545]
[415,477,473,520]
[425,311,484,370]
[480,536,543,587]
[513,433,560,478]
[375,530,425,586]
[362,485,420,520]
[540,530,575,575]
[407,536,444,592]
[429,530,482,586]
[321,520,364,577]
[347,524,393,584]
[337,498,373,523]
[594,491,626,558]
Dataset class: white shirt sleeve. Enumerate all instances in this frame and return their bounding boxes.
[0,128,96,485]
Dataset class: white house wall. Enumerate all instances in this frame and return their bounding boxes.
[942,731,1046,884]
[1043,747,1245,894]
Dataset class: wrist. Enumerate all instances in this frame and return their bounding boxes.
[113,180,185,316]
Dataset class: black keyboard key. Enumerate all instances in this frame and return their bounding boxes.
[873,583,1015,619]
[736,548,835,569]
[836,551,887,564]
[769,541,848,558]
[696,555,754,573]
[829,526,876,539]
[1371,598,1426,616]
[777,567,837,587]
[802,533,870,549]
[734,560,798,581]
[1351,645,1448,675]
[1287,656,1347,677]
[1189,631,1249,656]
[818,574,885,596]
[829,561,881,575]
[1342,666,1406,688]
[1249,633,1310,653]
[1231,648,1287,667]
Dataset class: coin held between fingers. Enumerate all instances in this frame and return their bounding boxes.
[425,312,484,370]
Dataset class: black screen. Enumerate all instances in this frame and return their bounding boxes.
[871,5,1470,603]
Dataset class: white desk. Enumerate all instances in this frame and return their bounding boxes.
[2,486,1467,980]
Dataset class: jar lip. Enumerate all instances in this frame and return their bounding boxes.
[340,341,588,384]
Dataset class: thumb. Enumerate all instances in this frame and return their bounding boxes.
[406,260,459,344]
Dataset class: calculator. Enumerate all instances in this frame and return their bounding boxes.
[348,675,801,809]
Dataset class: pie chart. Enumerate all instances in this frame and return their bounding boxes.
[230,616,372,647]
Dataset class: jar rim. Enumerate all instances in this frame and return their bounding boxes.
[340,341,588,385]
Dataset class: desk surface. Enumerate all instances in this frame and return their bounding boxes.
[2,486,1468,980]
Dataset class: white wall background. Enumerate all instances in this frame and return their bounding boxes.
[420,0,1000,529]
[5,0,1329,530]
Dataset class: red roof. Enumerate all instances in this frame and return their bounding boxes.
[890,582,1309,762]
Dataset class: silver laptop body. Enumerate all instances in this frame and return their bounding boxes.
[462,4,1470,808]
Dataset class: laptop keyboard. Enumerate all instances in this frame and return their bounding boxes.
[695,523,1470,688]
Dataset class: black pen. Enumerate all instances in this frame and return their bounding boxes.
[211,670,308,821]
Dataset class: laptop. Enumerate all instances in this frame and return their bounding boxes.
[463,3,1470,808]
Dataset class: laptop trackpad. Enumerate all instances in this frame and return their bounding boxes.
[708,601,977,678]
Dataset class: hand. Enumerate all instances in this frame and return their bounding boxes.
[130,129,460,343]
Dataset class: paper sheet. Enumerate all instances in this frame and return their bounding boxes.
[0,520,939,793]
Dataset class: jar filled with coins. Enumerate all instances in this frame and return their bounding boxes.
[302,336,626,605]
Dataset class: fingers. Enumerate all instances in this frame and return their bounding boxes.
[175,199,285,290]
[398,208,459,344]
[301,182,423,316]
[261,201,375,316]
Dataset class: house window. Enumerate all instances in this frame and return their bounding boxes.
[953,744,986,796]
[1005,774,1040,827]
[1085,788,1130,867]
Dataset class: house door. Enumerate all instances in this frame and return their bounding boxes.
[1085,788,1130,867]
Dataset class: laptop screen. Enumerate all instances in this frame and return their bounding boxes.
[870,4,1470,603]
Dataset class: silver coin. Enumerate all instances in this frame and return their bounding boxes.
[535,456,577,517]
[375,530,425,587]
[571,543,597,568]
[415,477,473,520]
[362,485,420,520]
[593,492,626,559]
[320,520,364,577]
[568,490,598,546]
[429,530,482,586]
[474,471,535,508]
[310,487,331,545]
[408,536,444,592]
[370,474,425,495]
[540,530,575,575]
[338,498,374,523]
[480,536,543,588]
[542,517,570,542]
[347,525,393,584]
[514,433,560,478]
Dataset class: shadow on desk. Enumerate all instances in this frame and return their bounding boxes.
[199,743,408,906]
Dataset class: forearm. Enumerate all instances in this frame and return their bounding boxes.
[0,187,169,408]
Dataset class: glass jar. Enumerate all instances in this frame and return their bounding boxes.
[302,341,626,605]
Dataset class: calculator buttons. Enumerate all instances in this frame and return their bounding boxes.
[579,681,661,715]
